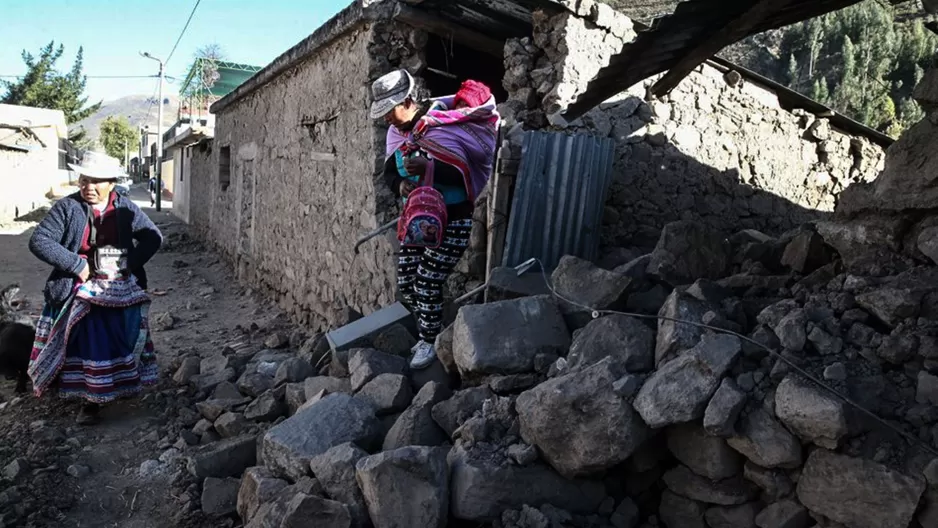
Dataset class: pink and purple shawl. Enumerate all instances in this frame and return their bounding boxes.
[385,94,500,203]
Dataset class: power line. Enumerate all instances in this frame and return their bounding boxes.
[0,74,157,79]
[165,0,202,67]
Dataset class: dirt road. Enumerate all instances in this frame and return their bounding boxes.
[0,187,293,527]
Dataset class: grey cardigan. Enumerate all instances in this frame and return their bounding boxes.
[28,192,163,305]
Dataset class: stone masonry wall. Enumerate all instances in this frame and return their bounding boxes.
[500,6,887,250]
[189,23,409,330]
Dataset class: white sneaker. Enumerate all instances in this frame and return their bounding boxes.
[410,340,437,370]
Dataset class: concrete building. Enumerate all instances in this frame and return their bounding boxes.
[0,103,74,222]
[184,0,891,329]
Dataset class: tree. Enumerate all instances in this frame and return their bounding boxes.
[99,116,139,166]
[182,44,228,113]
[0,41,102,141]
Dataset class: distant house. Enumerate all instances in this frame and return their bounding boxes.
[162,58,262,222]
[0,103,76,222]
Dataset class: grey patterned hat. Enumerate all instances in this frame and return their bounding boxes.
[369,69,415,119]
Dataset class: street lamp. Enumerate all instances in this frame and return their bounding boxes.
[141,51,165,212]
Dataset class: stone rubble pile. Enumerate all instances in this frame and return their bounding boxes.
[160,205,938,527]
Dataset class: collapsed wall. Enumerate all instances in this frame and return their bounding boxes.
[499,5,887,250]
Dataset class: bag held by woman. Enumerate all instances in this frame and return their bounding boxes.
[397,154,448,249]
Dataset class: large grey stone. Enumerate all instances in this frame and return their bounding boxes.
[355,446,449,528]
[662,465,759,506]
[237,466,289,523]
[349,349,408,392]
[551,255,632,320]
[448,444,606,522]
[274,357,314,386]
[244,390,286,422]
[780,230,832,274]
[566,314,654,373]
[666,423,743,480]
[201,477,240,516]
[704,378,747,437]
[383,382,452,451]
[187,435,257,479]
[431,387,495,437]
[775,375,850,449]
[727,408,802,469]
[356,373,413,416]
[434,324,457,374]
[280,494,352,528]
[659,490,707,528]
[453,296,571,377]
[655,291,710,366]
[646,221,731,286]
[260,393,382,480]
[855,287,923,328]
[517,358,650,478]
[796,449,925,528]
[754,499,810,528]
[309,443,369,527]
[634,334,741,428]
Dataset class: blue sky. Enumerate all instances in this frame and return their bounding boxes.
[0,0,349,102]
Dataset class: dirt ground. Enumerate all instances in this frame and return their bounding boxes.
[0,186,292,527]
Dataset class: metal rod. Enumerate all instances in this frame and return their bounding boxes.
[354,218,399,254]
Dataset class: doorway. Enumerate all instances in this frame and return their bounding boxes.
[422,34,507,102]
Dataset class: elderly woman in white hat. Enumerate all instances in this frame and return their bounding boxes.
[27,151,162,424]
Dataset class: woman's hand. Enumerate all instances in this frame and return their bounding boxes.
[77,262,90,282]
[399,180,417,197]
[403,156,428,176]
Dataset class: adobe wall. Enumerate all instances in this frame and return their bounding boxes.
[186,19,430,330]
[500,6,888,250]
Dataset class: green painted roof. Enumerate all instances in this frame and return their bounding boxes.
[179,58,263,99]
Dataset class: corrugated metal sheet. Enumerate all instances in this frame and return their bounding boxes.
[564,0,865,120]
[502,131,615,271]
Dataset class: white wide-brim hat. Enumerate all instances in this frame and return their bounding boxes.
[68,151,123,181]
[369,69,415,119]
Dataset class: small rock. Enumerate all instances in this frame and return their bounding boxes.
[371,323,417,357]
[655,291,709,365]
[855,287,923,328]
[356,373,413,416]
[706,503,760,528]
[66,464,90,478]
[775,375,851,449]
[308,443,370,526]
[613,374,642,398]
[823,362,847,381]
[261,393,382,480]
[431,386,494,438]
[236,466,289,523]
[744,462,794,500]
[349,349,408,392]
[153,312,175,331]
[518,358,649,477]
[662,465,759,505]
[917,371,938,405]
[727,408,802,468]
[2,458,28,480]
[187,435,257,479]
[666,423,743,480]
[610,498,640,528]
[796,449,925,528]
[383,382,452,451]
[659,490,707,528]
[201,477,240,516]
[138,459,164,478]
[200,354,229,376]
[274,358,314,386]
[646,220,732,286]
[506,443,538,466]
[755,499,810,528]
[775,309,807,352]
[264,332,289,349]
[280,493,351,528]
[634,334,741,428]
[173,356,201,385]
[566,314,654,373]
[705,378,748,437]
[807,326,843,356]
[356,446,450,528]
[244,391,287,422]
[304,376,352,399]
[214,412,248,438]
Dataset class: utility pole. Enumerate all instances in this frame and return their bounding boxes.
[142,51,165,212]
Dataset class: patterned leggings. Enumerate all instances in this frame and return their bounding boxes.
[397,219,472,342]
